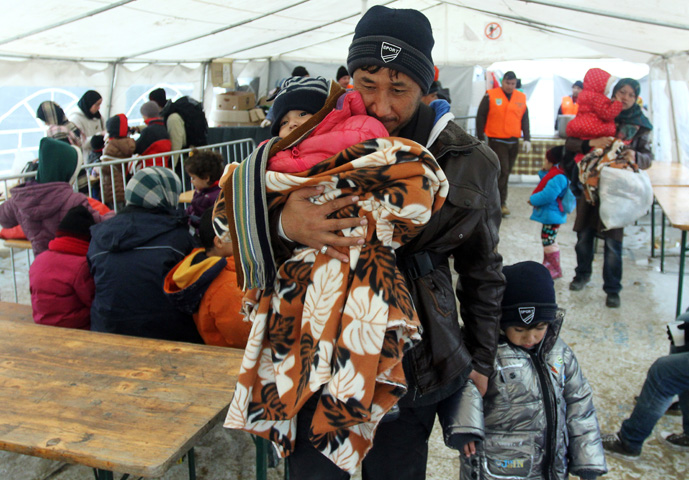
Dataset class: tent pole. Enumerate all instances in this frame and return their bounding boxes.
[663,58,682,164]
[201,61,209,104]
[107,62,119,119]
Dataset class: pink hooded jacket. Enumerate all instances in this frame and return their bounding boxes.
[566,68,624,140]
[29,236,94,330]
[267,90,389,173]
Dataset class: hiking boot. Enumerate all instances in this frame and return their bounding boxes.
[660,432,689,451]
[601,433,640,460]
[569,275,590,291]
[501,205,510,217]
[606,292,621,308]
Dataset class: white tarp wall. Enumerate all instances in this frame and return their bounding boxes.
[649,54,689,166]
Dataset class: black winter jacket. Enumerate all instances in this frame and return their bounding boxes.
[396,107,504,403]
[87,206,202,343]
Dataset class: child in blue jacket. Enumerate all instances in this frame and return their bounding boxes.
[529,146,575,279]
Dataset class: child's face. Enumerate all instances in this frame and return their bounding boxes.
[189,174,210,192]
[505,322,548,349]
[278,110,313,138]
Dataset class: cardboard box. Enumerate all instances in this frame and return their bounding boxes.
[210,59,234,88]
[216,91,256,111]
[212,109,259,126]
[249,108,265,122]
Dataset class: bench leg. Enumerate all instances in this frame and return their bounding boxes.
[651,198,656,258]
[254,436,268,480]
[678,231,687,318]
[661,211,667,273]
[187,447,196,480]
[94,469,114,480]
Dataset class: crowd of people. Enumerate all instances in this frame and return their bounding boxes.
[0,4,685,480]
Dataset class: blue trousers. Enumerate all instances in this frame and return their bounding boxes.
[574,225,623,294]
[619,351,689,452]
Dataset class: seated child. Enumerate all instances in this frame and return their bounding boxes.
[0,137,106,255]
[164,208,250,348]
[102,114,136,210]
[267,75,389,172]
[184,149,224,231]
[458,261,607,480]
[566,67,623,140]
[29,205,95,330]
[528,146,575,280]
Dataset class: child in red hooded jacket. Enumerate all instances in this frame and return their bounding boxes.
[29,205,96,330]
[267,76,389,173]
[565,68,624,140]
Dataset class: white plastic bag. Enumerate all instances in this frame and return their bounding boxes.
[598,167,653,230]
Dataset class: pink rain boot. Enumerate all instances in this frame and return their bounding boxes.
[543,246,562,279]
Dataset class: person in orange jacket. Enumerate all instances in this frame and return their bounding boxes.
[476,71,531,218]
[164,208,251,349]
[555,80,583,130]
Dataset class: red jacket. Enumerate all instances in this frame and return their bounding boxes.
[29,236,94,329]
[566,68,623,140]
[268,90,389,173]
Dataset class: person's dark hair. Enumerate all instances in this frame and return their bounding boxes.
[336,65,349,81]
[503,71,517,81]
[184,149,224,184]
[291,66,309,77]
[149,88,167,108]
[546,146,565,165]
[198,208,217,251]
[573,80,584,89]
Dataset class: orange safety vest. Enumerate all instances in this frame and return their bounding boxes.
[484,88,527,139]
[561,96,579,115]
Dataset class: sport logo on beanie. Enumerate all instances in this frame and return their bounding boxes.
[519,307,536,324]
[381,42,402,63]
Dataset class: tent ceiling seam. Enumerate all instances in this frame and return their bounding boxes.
[119,0,312,62]
[0,0,136,47]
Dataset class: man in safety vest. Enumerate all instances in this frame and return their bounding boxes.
[555,80,583,130]
[476,71,531,217]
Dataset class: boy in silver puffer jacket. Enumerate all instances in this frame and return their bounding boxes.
[457,261,608,480]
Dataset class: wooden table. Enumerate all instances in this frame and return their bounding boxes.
[179,190,194,204]
[0,319,243,478]
[646,162,689,187]
[652,186,689,317]
[646,163,689,259]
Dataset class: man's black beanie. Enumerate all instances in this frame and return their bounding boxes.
[501,261,558,328]
[347,6,435,94]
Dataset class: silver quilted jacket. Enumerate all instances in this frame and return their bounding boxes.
[459,313,608,480]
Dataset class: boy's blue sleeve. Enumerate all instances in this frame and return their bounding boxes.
[530,175,567,207]
[561,340,608,477]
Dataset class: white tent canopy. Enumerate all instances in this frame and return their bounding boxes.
[0,0,687,165]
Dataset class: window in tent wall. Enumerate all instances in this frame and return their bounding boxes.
[0,87,83,173]
[124,83,195,128]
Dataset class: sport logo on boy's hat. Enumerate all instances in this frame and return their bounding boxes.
[518,307,536,324]
[381,42,402,63]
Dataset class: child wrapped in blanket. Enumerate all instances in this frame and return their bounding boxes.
[222,76,450,473]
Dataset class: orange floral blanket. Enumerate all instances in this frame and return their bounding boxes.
[223,137,448,473]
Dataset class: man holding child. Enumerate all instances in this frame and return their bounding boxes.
[274,6,505,478]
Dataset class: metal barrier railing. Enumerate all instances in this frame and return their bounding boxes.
[0,138,256,303]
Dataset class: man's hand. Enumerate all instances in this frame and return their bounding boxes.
[589,136,614,150]
[468,370,488,397]
[463,441,476,458]
[522,140,532,154]
[281,186,367,263]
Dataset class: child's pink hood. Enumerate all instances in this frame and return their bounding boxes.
[268,90,389,173]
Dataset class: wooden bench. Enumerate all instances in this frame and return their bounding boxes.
[0,301,32,322]
[0,320,244,479]
[652,186,689,317]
